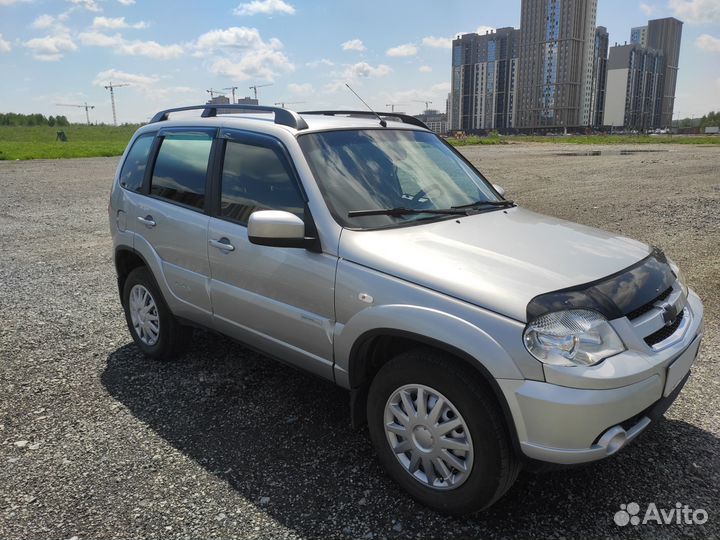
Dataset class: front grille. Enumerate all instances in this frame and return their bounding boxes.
[627,286,673,320]
[644,309,684,347]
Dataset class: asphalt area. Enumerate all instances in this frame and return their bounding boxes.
[1,143,718,539]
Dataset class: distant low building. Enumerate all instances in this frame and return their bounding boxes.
[414,109,448,134]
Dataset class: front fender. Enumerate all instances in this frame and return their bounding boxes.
[333,303,525,389]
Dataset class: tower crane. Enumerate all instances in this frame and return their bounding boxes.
[56,102,95,125]
[223,86,239,104]
[412,99,433,112]
[249,83,273,101]
[206,88,226,99]
[274,101,306,108]
[385,103,406,112]
[103,82,129,126]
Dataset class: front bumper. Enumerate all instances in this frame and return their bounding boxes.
[499,290,704,465]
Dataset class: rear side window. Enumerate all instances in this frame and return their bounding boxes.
[219,140,304,224]
[150,132,213,210]
[119,134,154,191]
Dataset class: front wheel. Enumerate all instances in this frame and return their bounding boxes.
[367,348,519,515]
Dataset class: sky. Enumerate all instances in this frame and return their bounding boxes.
[0,0,719,124]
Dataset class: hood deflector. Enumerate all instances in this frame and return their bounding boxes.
[527,248,676,321]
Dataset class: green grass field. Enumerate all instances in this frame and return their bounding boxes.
[1,125,718,160]
[0,125,139,160]
[447,134,720,146]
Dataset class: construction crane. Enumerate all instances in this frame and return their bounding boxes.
[274,101,306,108]
[206,88,226,99]
[249,83,272,101]
[385,103,406,112]
[223,86,239,104]
[56,102,95,125]
[103,82,129,126]
[412,99,433,112]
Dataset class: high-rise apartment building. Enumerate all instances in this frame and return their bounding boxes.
[630,26,648,47]
[449,27,520,132]
[646,17,682,127]
[603,43,664,130]
[516,0,598,129]
[589,26,609,128]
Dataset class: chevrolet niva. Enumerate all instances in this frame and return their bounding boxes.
[110,105,704,514]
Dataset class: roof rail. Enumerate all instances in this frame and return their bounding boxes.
[299,110,430,130]
[148,104,309,130]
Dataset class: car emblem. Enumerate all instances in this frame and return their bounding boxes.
[660,303,678,327]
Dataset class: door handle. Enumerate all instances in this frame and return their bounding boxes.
[209,238,235,252]
[137,215,156,227]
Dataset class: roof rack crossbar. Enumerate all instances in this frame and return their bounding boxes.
[149,104,309,130]
[299,110,430,130]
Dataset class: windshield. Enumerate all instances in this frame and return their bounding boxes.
[298,129,501,229]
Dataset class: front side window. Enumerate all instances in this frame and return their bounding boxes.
[150,132,212,210]
[298,129,499,229]
[119,133,154,191]
[219,140,304,224]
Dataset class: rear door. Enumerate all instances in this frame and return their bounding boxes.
[207,129,336,380]
[134,128,215,326]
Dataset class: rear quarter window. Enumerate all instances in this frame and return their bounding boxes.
[118,134,154,191]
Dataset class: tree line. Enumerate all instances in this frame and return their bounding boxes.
[674,111,720,129]
[0,113,70,127]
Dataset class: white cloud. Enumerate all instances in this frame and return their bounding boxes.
[25,34,77,61]
[0,0,32,5]
[422,36,452,49]
[306,58,334,68]
[386,43,418,57]
[117,0,136,4]
[383,82,451,112]
[0,34,11,53]
[476,25,495,34]
[346,62,392,78]
[288,82,313,94]
[92,16,148,29]
[668,0,720,23]
[193,27,293,81]
[341,38,365,51]
[92,68,195,99]
[68,0,101,12]
[233,0,295,16]
[79,31,183,59]
[696,33,720,51]
[324,62,392,93]
[94,68,158,88]
[640,2,656,15]
[419,65,432,73]
[31,15,57,29]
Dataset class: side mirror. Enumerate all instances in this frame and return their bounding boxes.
[248,210,308,248]
[493,184,506,197]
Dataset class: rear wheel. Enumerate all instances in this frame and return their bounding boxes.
[367,348,519,515]
[122,267,190,360]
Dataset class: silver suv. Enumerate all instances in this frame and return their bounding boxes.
[109,105,704,515]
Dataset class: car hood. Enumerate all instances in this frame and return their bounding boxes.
[338,207,652,322]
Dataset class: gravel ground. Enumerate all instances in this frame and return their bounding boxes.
[1,143,718,539]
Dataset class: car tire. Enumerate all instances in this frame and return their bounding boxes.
[122,266,190,360]
[367,348,519,515]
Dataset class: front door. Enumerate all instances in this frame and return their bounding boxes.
[207,130,336,379]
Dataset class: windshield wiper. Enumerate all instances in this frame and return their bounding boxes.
[451,199,515,210]
[348,207,468,218]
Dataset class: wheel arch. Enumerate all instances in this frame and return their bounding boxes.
[114,246,150,302]
[346,328,522,455]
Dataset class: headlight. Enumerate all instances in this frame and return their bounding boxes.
[668,258,689,299]
[523,309,625,367]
